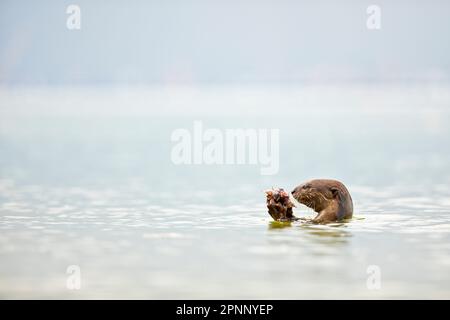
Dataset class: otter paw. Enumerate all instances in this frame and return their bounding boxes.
[265,187,295,221]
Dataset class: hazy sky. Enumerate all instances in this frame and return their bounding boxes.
[1,0,449,84]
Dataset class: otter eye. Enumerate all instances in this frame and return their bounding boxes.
[330,187,339,197]
[303,184,311,189]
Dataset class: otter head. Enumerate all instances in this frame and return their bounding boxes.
[291,180,342,213]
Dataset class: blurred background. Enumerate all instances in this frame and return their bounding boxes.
[0,0,449,299]
[1,0,450,85]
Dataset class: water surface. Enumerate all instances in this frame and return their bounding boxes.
[0,85,449,298]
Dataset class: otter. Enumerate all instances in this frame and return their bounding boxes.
[266,179,353,224]
[291,179,353,224]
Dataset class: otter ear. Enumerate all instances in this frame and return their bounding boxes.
[330,187,340,199]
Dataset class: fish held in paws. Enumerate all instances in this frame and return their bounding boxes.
[265,188,297,222]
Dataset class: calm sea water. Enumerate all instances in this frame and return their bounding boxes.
[0,85,449,299]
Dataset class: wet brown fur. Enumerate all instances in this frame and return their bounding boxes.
[291,179,353,224]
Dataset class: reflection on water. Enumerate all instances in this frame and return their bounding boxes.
[269,221,352,247]
[2,180,449,299]
[0,86,450,299]
[300,224,352,243]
